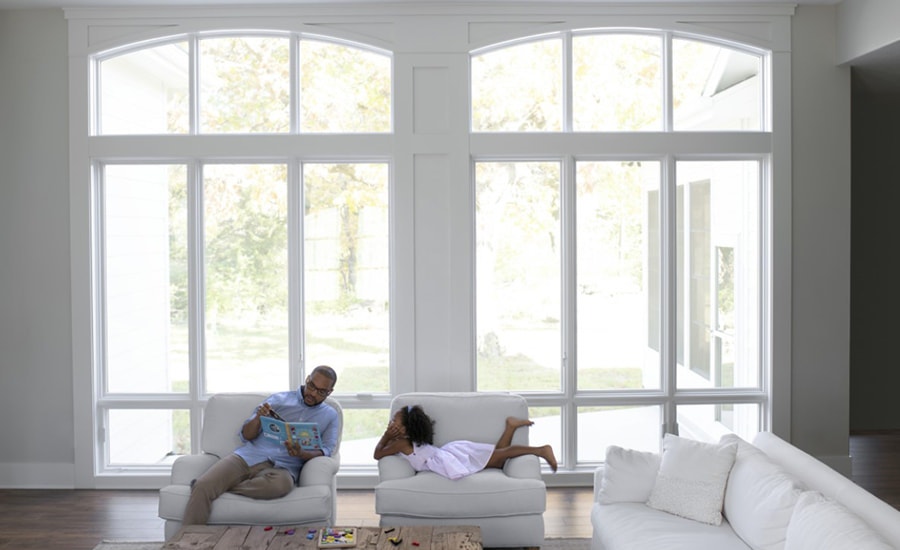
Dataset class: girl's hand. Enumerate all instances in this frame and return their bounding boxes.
[385,422,402,439]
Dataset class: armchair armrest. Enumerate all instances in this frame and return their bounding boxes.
[170,453,220,486]
[298,455,340,487]
[377,454,415,482]
[503,454,541,479]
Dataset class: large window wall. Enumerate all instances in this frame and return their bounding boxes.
[67,4,793,487]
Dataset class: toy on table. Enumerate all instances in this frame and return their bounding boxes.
[318,527,358,548]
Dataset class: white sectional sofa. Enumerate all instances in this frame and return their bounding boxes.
[591,432,900,550]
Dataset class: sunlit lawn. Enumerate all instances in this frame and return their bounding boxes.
[168,322,643,458]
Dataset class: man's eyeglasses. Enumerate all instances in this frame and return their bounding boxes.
[306,378,333,397]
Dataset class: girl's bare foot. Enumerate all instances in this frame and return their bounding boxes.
[506,417,535,430]
[539,445,558,472]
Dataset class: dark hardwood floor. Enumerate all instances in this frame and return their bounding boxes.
[0,432,897,550]
[850,430,900,510]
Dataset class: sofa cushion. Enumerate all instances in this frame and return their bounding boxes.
[375,468,546,519]
[784,491,893,550]
[721,434,804,550]
[592,501,751,550]
[158,483,333,526]
[597,445,660,504]
[647,434,737,525]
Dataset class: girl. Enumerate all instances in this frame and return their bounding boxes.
[373,405,558,480]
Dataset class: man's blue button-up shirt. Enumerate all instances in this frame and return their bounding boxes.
[233,387,340,483]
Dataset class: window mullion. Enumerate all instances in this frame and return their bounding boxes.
[188,161,205,408]
[661,155,677,436]
[289,161,303,388]
[663,32,673,133]
[190,35,200,135]
[562,155,577,469]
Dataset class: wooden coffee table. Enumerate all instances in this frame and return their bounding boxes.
[164,524,483,550]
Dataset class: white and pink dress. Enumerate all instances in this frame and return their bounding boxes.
[401,441,495,480]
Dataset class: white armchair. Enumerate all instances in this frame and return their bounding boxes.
[158,393,342,540]
[374,392,547,548]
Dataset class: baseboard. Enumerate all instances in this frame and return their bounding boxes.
[0,462,75,488]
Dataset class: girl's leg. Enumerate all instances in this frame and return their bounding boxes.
[485,444,558,472]
[495,417,534,449]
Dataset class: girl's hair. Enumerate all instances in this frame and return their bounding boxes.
[402,405,434,445]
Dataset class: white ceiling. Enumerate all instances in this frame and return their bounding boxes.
[0,0,842,9]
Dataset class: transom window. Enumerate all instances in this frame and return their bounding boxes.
[97,34,391,135]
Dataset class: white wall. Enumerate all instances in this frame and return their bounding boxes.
[0,8,75,487]
[0,3,858,486]
[790,5,852,466]
[837,0,900,65]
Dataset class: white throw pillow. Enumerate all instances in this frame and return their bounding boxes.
[721,434,804,550]
[597,445,661,504]
[784,491,893,550]
[646,433,737,525]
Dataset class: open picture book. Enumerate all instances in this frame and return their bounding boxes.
[259,417,323,450]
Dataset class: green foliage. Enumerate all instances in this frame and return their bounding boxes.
[300,39,391,132]
[203,164,289,323]
[342,409,390,441]
[200,36,291,133]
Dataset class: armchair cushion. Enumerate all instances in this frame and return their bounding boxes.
[376,468,546,518]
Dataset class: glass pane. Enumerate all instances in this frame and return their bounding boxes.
[204,164,288,393]
[677,403,760,443]
[529,406,561,466]
[573,34,663,131]
[576,161,660,390]
[673,39,763,131]
[108,409,190,465]
[104,164,188,393]
[303,163,390,393]
[99,42,189,135]
[199,36,290,133]
[676,161,759,389]
[340,409,390,466]
[476,162,561,391]
[300,40,391,133]
[577,405,661,462]
[472,39,563,131]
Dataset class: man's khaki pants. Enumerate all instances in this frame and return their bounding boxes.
[182,454,293,526]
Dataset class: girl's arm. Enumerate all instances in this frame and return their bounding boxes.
[373,424,413,459]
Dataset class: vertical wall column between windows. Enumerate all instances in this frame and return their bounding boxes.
[393,51,475,393]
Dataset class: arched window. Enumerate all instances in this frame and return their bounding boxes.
[472,31,768,466]
[92,32,392,472]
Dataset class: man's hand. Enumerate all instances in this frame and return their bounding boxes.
[284,440,324,461]
[257,402,276,418]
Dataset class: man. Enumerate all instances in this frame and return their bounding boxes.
[182,365,340,525]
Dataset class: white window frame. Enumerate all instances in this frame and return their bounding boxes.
[67,4,793,488]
